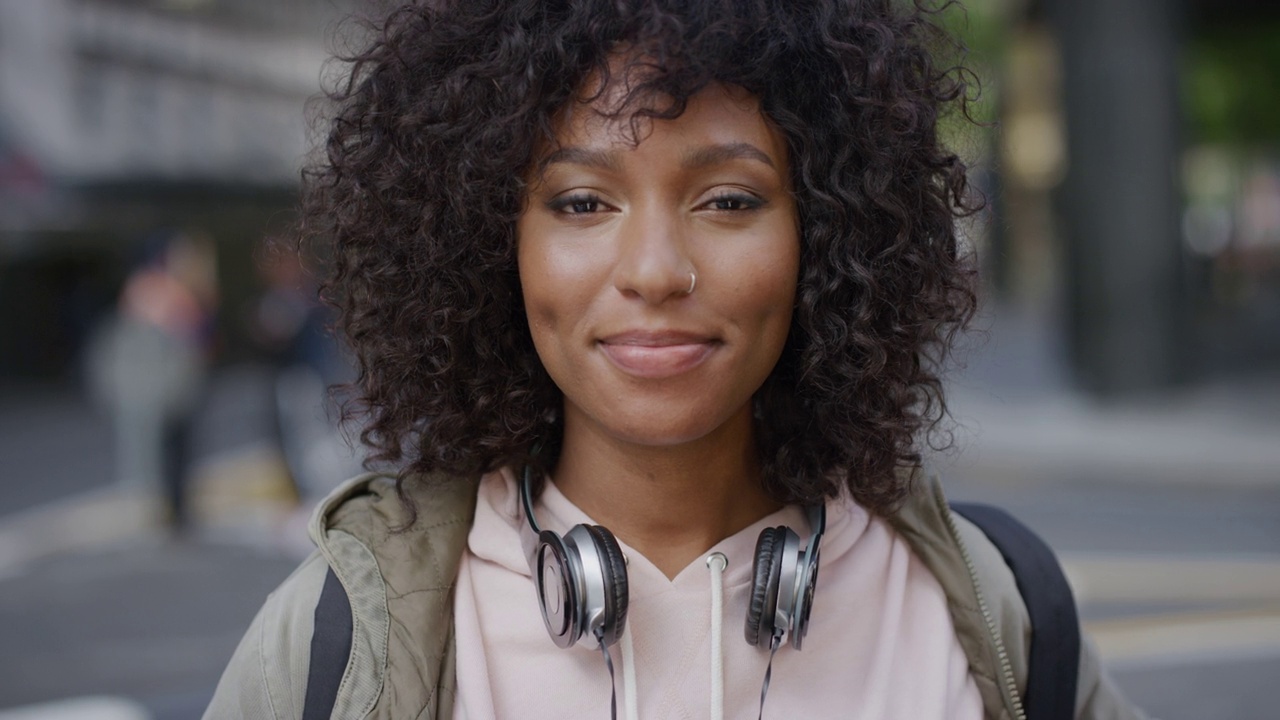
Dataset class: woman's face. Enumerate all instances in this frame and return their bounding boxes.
[517,82,799,449]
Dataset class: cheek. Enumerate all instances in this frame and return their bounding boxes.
[517,220,602,373]
[757,268,799,354]
[516,219,553,350]
[518,210,617,307]
[738,234,800,370]
[517,214,565,311]
[759,250,800,309]
[716,231,800,323]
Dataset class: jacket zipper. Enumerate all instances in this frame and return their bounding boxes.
[936,488,1028,720]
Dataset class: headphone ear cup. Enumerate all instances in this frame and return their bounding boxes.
[792,546,821,651]
[745,526,785,647]
[534,530,581,649]
[584,524,629,646]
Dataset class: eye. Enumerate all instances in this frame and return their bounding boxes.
[548,193,605,215]
[702,192,764,212]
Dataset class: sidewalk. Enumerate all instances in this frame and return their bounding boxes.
[940,303,1280,489]
[0,363,349,577]
[944,376,1280,488]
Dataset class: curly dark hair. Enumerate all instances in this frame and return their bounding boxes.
[305,0,979,514]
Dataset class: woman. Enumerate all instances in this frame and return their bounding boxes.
[207,1,1144,718]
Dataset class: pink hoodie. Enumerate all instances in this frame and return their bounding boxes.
[453,468,982,719]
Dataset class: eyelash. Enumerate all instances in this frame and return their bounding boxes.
[704,192,764,212]
[547,193,604,215]
[546,192,765,215]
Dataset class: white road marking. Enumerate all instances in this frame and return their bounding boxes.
[1085,606,1280,668]
[1061,552,1280,667]
[1063,554,1280,605]
[0,697,149,720]
[0,443,295,578]
[0,489,159,580]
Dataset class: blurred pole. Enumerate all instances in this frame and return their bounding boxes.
[1048,0,1188,396]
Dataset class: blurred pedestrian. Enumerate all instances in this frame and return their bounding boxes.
[250,239,358,505]
[86,230,218,531]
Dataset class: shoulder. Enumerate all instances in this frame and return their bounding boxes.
[307,471,479,602]
[203,552,330,720]
[883,474,1030,643]
[308,471,479,546]
[947,506,1034,694]
[205,471,480,720]
[892,476,1149,720]
[885,475,1031,715]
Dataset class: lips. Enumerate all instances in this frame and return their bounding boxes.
[597,330,718,379]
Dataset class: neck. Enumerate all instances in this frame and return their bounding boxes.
[552,406,781,579]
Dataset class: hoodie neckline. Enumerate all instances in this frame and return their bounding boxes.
[466,466,869,594]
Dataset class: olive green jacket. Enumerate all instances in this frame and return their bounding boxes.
[204,472,1147,720]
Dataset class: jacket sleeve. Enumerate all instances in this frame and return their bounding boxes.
[203,552,330,720]
[1075,635,1150,720]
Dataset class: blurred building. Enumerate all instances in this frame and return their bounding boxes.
[0,0,324,193]
[979,0,1280,395]
[0,0,346,379]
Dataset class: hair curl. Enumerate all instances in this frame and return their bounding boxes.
[304,0,979,515]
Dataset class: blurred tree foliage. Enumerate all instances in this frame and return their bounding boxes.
[1184,22,1280,144]
[934,0,1010,154]
[938,0,1010,73]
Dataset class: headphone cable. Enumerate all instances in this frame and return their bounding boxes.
[596,627,618,720]
[757,632,782,720]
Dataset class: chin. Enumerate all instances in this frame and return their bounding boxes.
[596,405,742,448]
[612,427,711,448]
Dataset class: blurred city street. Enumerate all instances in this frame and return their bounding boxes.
[0,365,316,719]
[0,305,1278,719]
[2,0,1279,718]
[942,306,1280,720]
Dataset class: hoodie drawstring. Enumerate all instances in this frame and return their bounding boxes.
[616,551,730,720]
[621,624,639,720]
[707,552,728,720]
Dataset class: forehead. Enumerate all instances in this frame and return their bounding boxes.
[540,80,789,170]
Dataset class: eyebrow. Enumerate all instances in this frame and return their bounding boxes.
[540,147,623,173]
[540,141,777,173]
[681,142,776,170]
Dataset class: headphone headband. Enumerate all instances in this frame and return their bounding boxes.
[520,463,544,534]
[520,463,826,653]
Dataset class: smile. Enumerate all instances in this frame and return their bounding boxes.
[597,331,718,379]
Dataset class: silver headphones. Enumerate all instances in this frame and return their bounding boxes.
[744,503,827,651]
[520,465,826,652]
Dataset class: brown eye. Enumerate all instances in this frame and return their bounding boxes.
[548,193,604,215]
[704,193,764,212]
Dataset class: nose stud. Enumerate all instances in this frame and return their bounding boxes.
[686,271,697,295]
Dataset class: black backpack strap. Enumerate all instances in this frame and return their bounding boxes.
[950,502,1080,720]
[302,568,354,720]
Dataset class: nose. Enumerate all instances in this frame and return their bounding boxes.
[612,205,693,304]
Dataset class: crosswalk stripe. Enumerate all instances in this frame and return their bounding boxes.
[1084,605,1280,667]
[1062,554,1280,605]
[0,697,149,720]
